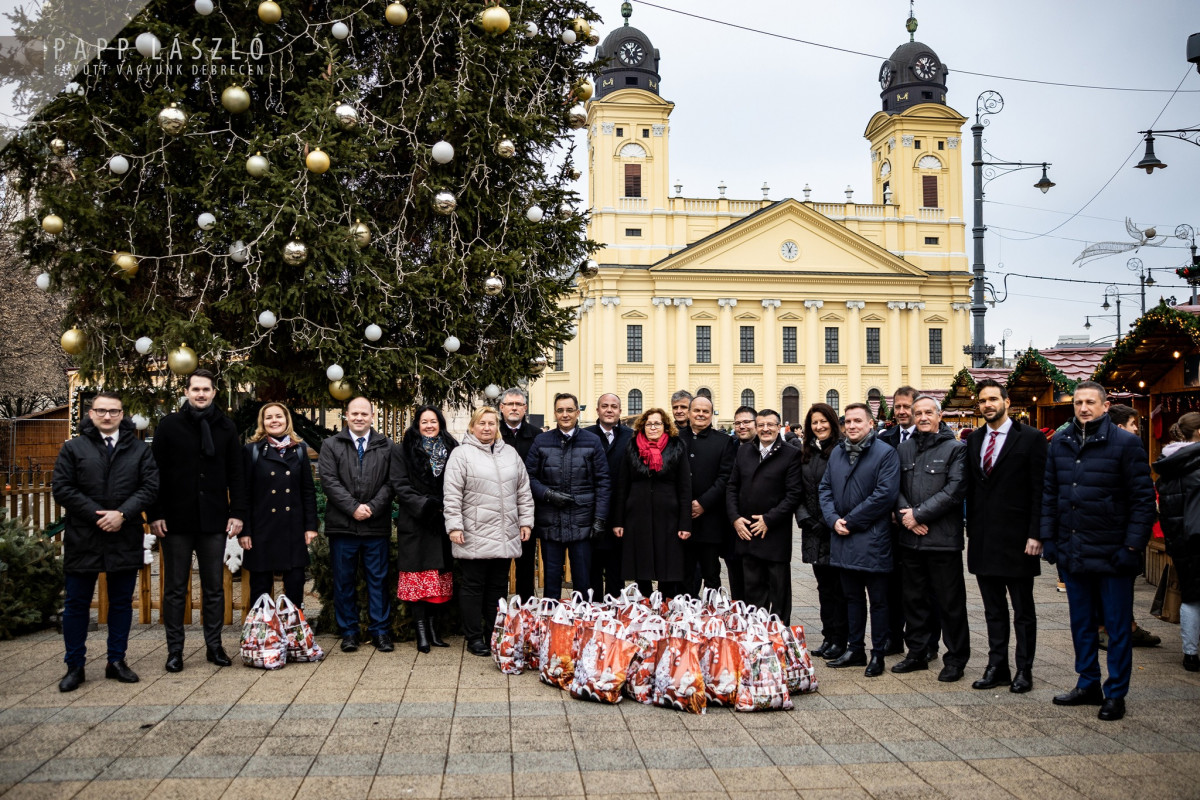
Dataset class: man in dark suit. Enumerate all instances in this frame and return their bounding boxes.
[966,379,1046,694]
[679,395,738,598]
[584,392,634,598]
[499,387,541,599]
[726,409,803,621]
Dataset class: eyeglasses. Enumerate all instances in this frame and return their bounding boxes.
[644,421,664,428]
[734,420,756,427]
[500,401,526,407]
[91,408,123,417]
[555,408,577,415]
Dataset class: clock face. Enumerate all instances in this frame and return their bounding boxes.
[618,40,645,66]
[913,55,938,81]
[780,240,799,262]
[878,62,893,89]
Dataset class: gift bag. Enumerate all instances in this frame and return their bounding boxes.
[538,601,577,689]
[240,593,288,670]
[651,622,707,715]
[735,623,793,712]
[699,616,742,707]
[569,617,638,704]
[490,596,525,675]
[275,593,324,663]
[763,615,817,695]
[521,597,557,672]
[623,615,667,704]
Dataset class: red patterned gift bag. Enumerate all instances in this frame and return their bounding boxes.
[275,593,324,663]
[538,601,577,689]
[490,596,525,675]
[761,614,818,695]
[734,622,793,712]
[569,617,638,704]
[623,614,667,704]
[240,593,288,670]
[651,621,707,715]
[699,616,742,707]
[521,597,557,672]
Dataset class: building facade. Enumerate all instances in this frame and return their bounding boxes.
[531,10,972,426]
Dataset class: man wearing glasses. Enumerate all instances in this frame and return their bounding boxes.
[732,405,758,445]
[498,388,541,599]
[53,392,159,691]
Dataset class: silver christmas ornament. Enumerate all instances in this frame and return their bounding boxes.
[157,103,188,135]
[567,104,587,129]
[433,191,457,215]
[334,103,359,130]
[529,355,548,375]
[580,259,599,278]
[494,138,516,158]
[484,274,504,296]
[282,240,309,266]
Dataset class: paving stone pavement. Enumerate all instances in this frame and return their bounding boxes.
[2,542,1200,799]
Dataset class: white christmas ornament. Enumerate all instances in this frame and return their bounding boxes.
[257,310,277,329]
[431,140,454,164]
[484,384,501,400]
[326,364,345,381]
[525,205,544,223]
[134,336,153,355]
[525,21,539,36]
[107,155,130,175]
[561,28,577,44]
[331,21,350,40]
[194,0,214,14]
[245,153,269,177]
[229,240,249,263]
[197,212,216,230]
[132,414,150,431]
[443,335,461,353]
[364,324,382,342]
[35,272,51,290]
[135,32,162,58]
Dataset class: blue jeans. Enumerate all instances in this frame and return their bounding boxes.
[329,536,391,636]
[63,570,138,668]
[1062,569,1134,699]
[540,539,592,600]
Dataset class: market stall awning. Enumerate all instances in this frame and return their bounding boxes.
[1006,346,1109,405]
[1092,303,1200,392]
[941,367,1010,410]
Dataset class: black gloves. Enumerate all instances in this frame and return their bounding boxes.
[544,489,574,508]
[591,518,607,540]
[1042,540,1058,565]
[1111,547,1141,574]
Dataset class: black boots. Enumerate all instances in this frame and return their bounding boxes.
[427,608,449,648]
[411,603,431,654]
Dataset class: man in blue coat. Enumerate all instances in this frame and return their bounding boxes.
[584,392,634,599]
[819,402,900,677]
[1041,381,1156,721]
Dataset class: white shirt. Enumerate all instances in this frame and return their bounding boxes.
[981,417,1013,469]
[102,430,120,447]
[758,438,777,460]
[898,425,916,443]
[560,426,576,439]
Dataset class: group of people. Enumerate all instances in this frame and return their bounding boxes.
[51,370,1174,723]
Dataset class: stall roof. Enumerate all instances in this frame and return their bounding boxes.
[1006,346,1109,403]
[942,367,1010,410]
[1093,303,1200,392]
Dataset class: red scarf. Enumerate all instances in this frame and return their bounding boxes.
[636,431,669,472]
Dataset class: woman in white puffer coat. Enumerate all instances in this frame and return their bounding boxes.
[443,406,535,656]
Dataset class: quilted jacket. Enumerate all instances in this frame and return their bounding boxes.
[443,433,534,560]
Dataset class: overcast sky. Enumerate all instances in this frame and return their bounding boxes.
[572,0,1200,356]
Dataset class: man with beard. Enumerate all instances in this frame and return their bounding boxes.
[679,395,738,598]
[499,387,541,599]
[584,393,634,598]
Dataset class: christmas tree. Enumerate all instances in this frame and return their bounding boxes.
[2,0,599,410]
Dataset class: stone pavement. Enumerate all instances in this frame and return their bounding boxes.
[2,557,1200,800]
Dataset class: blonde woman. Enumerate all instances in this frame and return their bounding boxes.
[239,403,319,606]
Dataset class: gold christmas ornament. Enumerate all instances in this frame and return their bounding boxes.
[528,355,548,375]
[257,0,282,23]
[329,379,354,401]
[306,147,331,174]
[157,103,188,135]
[433,190,457,215]
[494,138,516,158]
[111,251,139,278]
[484,274,504,296]
[49,137,66,155]
[168,343,198,375]
[41,214,63,234]
[573,78,594,101]
[350,220,371,247]
[282,240,309,265]
[571,18,591,38]
[60,327,85,355]
[479,4,511,34]
[220,85,251,113]
[384,2,408,25]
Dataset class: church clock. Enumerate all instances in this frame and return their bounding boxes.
[618,39,645,66]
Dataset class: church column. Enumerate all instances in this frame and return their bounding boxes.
[718,298,738,421]
[804,300,823,413]
[599,296,620,407]
[907,301,925,389]
[651,297,671,405]
[846,301,865,403]
[761,299,781,411]
[887,301,904,391]
[673,298,692,396]
[951,302,971,369]
[578,298,595,410]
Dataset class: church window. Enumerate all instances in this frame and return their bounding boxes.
[929,329,943,365]
[924,236,940,245]
[824,328,839,364]
[642,128,650,138]
[627,325,643,362]
[739,326,755,363]
[625,228,641,237]
[624,164,641,197]
[913,139,921,149]
[866,328,881,364]
[922,175,938,208]
[697,387,712,399]
[782,327,797,364]
[616,127,624,137]
[741,389,756,409]
[628,389,643,415]
[826,390,840,413]
[554,341,564,371]
[782,387,800,427]
[625,77,638,86]
[696,326,711,363]
[937,141,945,150]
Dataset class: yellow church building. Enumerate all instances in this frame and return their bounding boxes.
[530,9,972,427]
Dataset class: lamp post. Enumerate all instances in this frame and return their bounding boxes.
[1000,328,1013,364]
[966,90,1055,368]
[1133,127,1200,174]
[1176,224,1200,305]
[1102,284,1124,343]
[1126,257,1156,315]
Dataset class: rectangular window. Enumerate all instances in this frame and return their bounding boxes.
[929,328,943,365]
[937,140,945,150]
[696,325,711,364]
[866,327,881,364]
[627,325,643,363]
[922,175,938,208]
[739,326,755,364]
[782,326,797,364]
[824,327,839,364]
[642,128,650,138]
[624,164,641,198]
[913,139,921,149]
[924,236,940,245]
[624,228,642,237]
[615,126,623,137]
[554,341,564,372]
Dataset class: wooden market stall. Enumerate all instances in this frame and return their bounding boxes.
[1004,345,1110,431]
[940,367,1010,427]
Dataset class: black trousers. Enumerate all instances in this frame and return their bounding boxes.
[692,542,723,597]
[724,554,745,602]
[812,563,849,646]
[976,574,1036,671]
[458,558,510,645]
[743,555,791,624]
[248,567,307,610]
[162,530,226,652]
[841,569,890,656]
[590,540,624,601]
[886,550,907,645]
[899,548,970,668]
[513,537,538,600]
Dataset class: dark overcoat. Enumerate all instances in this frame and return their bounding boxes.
[500,419,539,463]
[965,420,1045,577]
[611,436,692,582]
[792,436,841,565]
[583,423,634,553]
[391,431,457,573]
[149,406,248,533]
[1154,442,1200,602]
[241,440,318,572]
[726,437,803,563]
[678,426,737,547]
[318,428,394,537]
[819,434,900,573]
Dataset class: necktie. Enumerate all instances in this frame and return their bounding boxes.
[983,431,998,475]
[104,436,114,458]
[356,436,365,466]
[900,429,910,443]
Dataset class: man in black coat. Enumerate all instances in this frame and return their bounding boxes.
[53,392,159,691]
[726,409,803,622]
[319,396,396,653]
[149,370,248,672]
[878,385,920,656]
[584,392,634,599]
[679,395,738,598]
[965,379,1046,693]
[499,387,541,598]
[670,389,693,433]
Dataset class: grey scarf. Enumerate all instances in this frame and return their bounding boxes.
[843,432,873,466]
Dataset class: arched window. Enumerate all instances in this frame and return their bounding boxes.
[740,389,756,410]
[782,387,800,429]
[628,389,643,416]
[696,387,713,399]
[867,388,883,422]
[826,389,840,413]
[619,142,647,158]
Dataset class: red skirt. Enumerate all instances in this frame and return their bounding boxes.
[397,569,453,603]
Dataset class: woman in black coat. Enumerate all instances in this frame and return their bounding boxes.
[239,403,319,607]
[391,405,458,653]
[793,403,848,659]
[1153,412,1200,672]
[612,408,692,596]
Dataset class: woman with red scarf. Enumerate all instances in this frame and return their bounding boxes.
[612,408,692,596]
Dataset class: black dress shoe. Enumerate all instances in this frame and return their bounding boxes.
[165,651,184,673]
[812,641,832,659]
[891,656,929,674]
[864,655,885,677]
[1184,654,1200,672]
[466,638,490,657]
[372,633,395,653]
[826,650,867,668]
[340,634,359,653]
[1053,685,1104,706]
[1097,697,1126,721]
[206,646,232,667]
[105,660,139,683]
[427,619,449,648]
[1009,669,1033,694]
[925,649,939,662]
[937,664,964,683]
[822,643,847,660]
[58,666,85,692]
[972,665,1012,690]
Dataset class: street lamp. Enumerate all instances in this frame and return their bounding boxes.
[1134,128,1200,174]
[965,90,1055,368]
[1000,328,1013,363]
[1126,257,1159,315]
[1175,224,1200,304]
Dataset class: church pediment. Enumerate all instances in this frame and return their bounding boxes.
[621,310,647,320]
[691,311,716,320]
[924,314,948,323]
[649,198,927,279]
[734,312,760,321]
[820,312,845,323]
